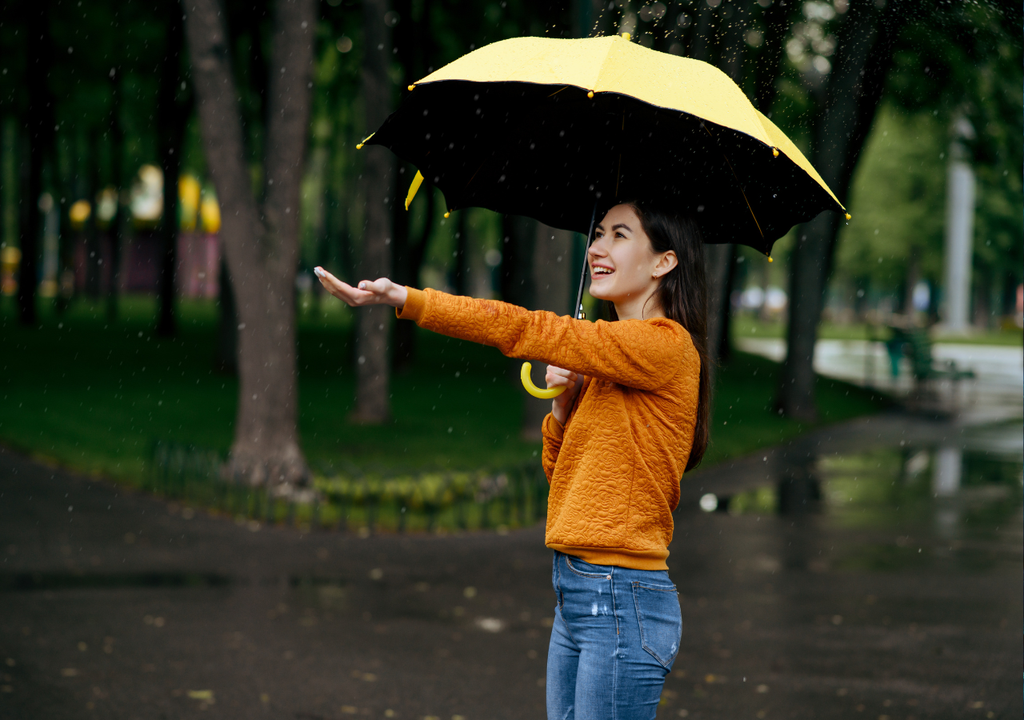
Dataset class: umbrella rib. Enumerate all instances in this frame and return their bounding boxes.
[466,160,488,190]
[700,121,764,239]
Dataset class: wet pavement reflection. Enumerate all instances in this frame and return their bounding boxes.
[0,413,1020,719]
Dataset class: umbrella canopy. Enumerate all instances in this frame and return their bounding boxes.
[368,33,846,256]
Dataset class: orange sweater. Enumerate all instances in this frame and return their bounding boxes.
[397,287,701,570]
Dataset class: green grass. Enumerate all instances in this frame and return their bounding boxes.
[732,313,1024,346]
[1,295,886,485]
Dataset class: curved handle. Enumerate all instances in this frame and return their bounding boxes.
[520,362,566,399]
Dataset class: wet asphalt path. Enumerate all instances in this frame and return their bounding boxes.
[0,413,1020,720]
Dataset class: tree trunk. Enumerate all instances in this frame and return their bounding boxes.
[754,0,792,116]
[106,71,125,323]
[84,131,102,300]
[156,1,190,338]
[388,0,417,373]
[18,4,53,327]
[776,1,909,421]
[351,0,395,424]
[521,223,573,441]
[214,257,238,374]
[501,212,537,389]
[451,211,468,295]
[307,142,330,318]
[688,1,717,63]
[701,1,750,367]
[183,0,315,487]
[500,214,537,310]
[391,184,433,371]
[703,244,732,368]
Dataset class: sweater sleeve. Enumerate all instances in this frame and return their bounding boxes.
[397,287,694,391]
[540,412,564,484]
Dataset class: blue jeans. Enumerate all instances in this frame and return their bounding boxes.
[546,551,682,720]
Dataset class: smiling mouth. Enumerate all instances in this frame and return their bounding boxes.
[591,267,614,278]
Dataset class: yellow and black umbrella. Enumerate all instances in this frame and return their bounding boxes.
[367,33,846,257]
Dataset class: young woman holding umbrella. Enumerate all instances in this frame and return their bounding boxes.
[315,198,710,720]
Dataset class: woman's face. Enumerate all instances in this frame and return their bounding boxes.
[588,204,676,319]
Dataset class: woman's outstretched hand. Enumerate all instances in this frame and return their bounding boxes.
[546,365,584,425]
[314,267,408,309]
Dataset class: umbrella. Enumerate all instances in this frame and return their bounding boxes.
[367,33,847,254]
[363,33,847,397]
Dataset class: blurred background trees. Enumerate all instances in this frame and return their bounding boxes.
[0,0,1019,485]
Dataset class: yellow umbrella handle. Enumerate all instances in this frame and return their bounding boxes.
[520,362,566,399]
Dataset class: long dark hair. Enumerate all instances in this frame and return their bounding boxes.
[607,201,711,471]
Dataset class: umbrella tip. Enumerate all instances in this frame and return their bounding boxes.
[772,147,779,157]
[845,212,851,220]
[407,84,415,91]
[768,256,773,263]
[357,132,375,150]
[587,90,594,99]
[444,211,451,219]
[621,32,631,41]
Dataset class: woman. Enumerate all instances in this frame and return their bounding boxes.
[315,200,710,720]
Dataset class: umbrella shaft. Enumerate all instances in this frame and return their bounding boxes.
[574,200,598,319]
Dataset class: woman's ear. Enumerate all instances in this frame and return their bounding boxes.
[653,251,678,279]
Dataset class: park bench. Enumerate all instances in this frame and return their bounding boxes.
[894,326,976,412]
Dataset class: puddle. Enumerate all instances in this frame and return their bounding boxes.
[702,420,1023,572]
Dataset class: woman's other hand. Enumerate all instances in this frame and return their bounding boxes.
[314,267,408,309]
[546,365,584,425]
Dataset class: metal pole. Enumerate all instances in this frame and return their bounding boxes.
[572,200,599,319]
[941,115,975,333]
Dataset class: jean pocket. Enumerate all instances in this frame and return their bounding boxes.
[632,582,682,670]
[565,555,614,578]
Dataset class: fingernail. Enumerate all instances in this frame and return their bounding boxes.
[358,282,366,289]
[313,267,326,278]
